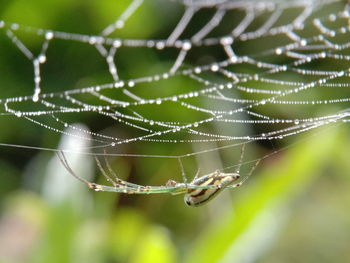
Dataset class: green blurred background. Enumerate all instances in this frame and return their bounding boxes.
[1,1,350,263]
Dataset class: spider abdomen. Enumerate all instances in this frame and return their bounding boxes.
[184,172,240,206]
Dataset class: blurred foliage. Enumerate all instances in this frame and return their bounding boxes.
[1,126,349,263]
[1,1,350,263]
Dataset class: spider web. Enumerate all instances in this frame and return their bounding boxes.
[0,0,350,176]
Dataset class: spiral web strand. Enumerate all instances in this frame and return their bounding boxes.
[0,0,349,166]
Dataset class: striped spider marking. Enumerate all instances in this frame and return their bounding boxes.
[56,145,259,207]
[178,144,260,206]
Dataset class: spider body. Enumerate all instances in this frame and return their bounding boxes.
[56,144,259,206]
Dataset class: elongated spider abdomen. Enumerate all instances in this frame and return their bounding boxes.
[184,172,240,206]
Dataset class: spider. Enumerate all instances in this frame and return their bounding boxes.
[56,145,260,207]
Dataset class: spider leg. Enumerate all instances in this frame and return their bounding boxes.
[57,151,149,193]
[57,151,232,195]
[57,151,98,190]
[178,157,188,183]
[246,159,261,179]
[193,168,201,180]
[94,155,118,187]
[235,143,246,174]
[227,158,261,189]
[102,151,144,188]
